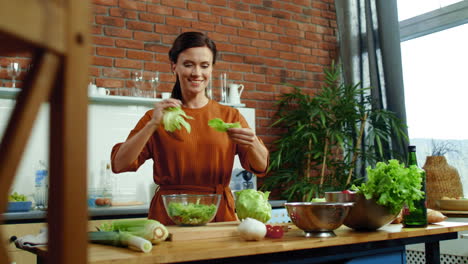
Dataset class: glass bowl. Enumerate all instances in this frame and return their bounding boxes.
[162,194,221,226]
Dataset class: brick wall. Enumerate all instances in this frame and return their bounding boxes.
[0,0,338,147]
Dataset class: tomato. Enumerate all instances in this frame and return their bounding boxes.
[265,224,284,238]
[341,190,354,194]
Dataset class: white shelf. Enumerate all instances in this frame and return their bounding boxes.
[0,87,246,108]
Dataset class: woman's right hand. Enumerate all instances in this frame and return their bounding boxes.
[149,98,182,129]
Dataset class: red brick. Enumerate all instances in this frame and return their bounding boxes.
[283,2,303,13]
[93,5,109,15]
[109,7,137,19]
[155,24,180,35]
[187,2,211,12]
[92,25,103,35]
[148,5,173,15]
[115,59,143,69]
[199,13,219,23]
[209,32,229,42]
[272,10,291,20]
[166,17,192,27]
[127,50,154,61]
[222,54,244,63]
[237,45,257,56]
[258,49,279,58]
[134,31,161,42]
[244,73,266,83]
[234,11,255,21]
[104,27,132,38]
[279,36,300,45]
[102,67,128,78]
[191,21,215,31]
[231,63,252,72]
[145,43,169,53]
[278,20,298,30]
[96,78,125,88]
[89,66,100,77]
[211,7,235,17]
[161,0,186,8]
[215,25,237,36]
[119,0,146,11]
[259,32,279,41]
[93,36,114,46]
[222,17,243,27]
[96,47,125,57]
[126,21,153,32]
[243,21,264,31]
[239,29,259,39]
[251,6,272,16]
[206,0,227,6]
[173,9,198,19]
[139,13,164,23]
[216,43,235,53]
[293,14,311,23]
[116,39,144,50]
[256,15,277,25]
[265,24,284,34]
[245,56,265,66]
[229,1,249,11]
[251,39,271,49]
[93,0,117,6]
[92,56,113,67]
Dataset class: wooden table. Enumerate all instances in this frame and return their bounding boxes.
[29,221,468,264]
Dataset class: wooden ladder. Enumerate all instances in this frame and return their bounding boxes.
[0,0,90,263]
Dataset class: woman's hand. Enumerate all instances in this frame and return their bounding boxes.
[226,127,257,147]
[149,98,182,129]
[227,127,268,173]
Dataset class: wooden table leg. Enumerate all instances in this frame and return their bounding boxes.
[425,241,440,264]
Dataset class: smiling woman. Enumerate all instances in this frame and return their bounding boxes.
[110,31,269,225]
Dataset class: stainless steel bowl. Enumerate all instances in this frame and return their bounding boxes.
[343,193,398,230]
[284,202,354,238]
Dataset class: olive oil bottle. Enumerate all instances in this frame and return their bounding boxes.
[403,145,428,227]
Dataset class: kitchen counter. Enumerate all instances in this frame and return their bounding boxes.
[28,221,468,264]
[2,200,287,224]
[2,205,149,224]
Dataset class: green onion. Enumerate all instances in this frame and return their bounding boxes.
[88,231,152,253]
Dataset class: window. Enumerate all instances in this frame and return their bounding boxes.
[398,0,468,195]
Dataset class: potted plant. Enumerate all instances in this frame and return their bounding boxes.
[261,63,407,202]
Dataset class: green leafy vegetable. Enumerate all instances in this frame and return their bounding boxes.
[235,189,272,223]
[8,192,28,202]
[208,118,241,132]
[163,107,194,133]
[167,202,217,225]
[351,159,424,214]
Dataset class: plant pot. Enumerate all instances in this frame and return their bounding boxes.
[423,156,463,209]
[343,193,398,231]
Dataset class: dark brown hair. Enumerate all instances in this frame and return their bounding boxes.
[168,32,217,100]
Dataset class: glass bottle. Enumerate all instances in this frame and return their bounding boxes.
[403,145,428,227]
[34,160,48,210]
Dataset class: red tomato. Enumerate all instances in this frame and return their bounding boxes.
[341,190,354,194]
[265,224,284,238]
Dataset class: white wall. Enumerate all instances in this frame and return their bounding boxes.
[0,98,255,205]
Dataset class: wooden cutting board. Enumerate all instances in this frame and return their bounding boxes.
[167,221,240,242]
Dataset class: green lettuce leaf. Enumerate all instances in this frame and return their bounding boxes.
[208,118,241,132]
[163,107,194,133]
[351,159,424,214]
[235,189,272,223]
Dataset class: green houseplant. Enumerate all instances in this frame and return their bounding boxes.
[261,63,407,202]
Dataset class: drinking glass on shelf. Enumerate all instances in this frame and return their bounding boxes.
[7,62,21,88]
[206,75,213,99]
[219,72,227,103]
[131,70,143,97]
[149,71,159,99]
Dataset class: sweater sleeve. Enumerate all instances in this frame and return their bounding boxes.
[110,110,153,173]
[236,111,269,177]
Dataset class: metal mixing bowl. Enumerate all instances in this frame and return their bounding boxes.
[284,202,354,238]
[325,192,398,230]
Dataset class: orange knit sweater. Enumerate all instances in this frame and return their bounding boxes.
[111,100,268,225]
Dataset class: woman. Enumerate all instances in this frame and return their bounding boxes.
[111,32,269,225]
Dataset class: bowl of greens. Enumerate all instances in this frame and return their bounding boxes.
[347,159,425,230]
[162,194,221,226]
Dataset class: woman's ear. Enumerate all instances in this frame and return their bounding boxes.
[171,62,176,74]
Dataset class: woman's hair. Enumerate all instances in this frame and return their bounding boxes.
[168,32,217,100]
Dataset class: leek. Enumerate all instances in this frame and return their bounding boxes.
[99,219,169,244]
[89,231,152,253]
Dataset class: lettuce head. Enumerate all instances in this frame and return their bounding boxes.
[208,118,241,132]
[235,189,272,223]
[163,107,194,133]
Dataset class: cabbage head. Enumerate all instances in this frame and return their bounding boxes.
[235,189,272,223]
[163,107,194,133]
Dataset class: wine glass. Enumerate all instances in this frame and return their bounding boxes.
[219,72,227,103]
[149,71,159,99]
[7,62,21,88]
[131,71,143,97]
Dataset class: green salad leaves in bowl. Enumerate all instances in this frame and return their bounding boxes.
[162,194,221,226]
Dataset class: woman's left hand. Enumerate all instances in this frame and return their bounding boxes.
[226,127,258,147]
